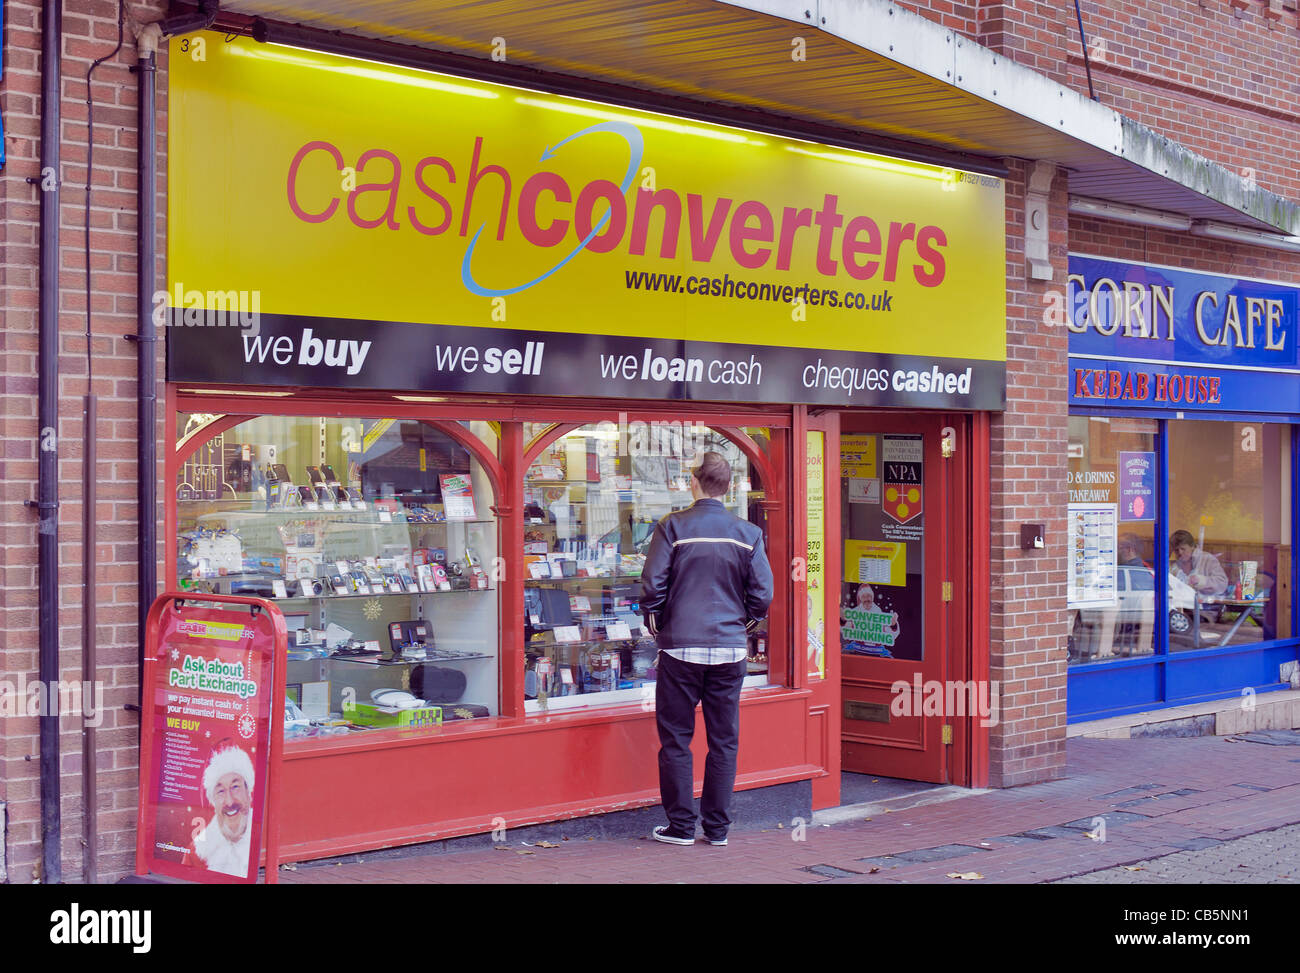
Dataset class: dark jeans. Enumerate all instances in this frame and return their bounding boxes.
[654,651,747,838]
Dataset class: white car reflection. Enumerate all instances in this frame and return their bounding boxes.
[1071,566,1199,659]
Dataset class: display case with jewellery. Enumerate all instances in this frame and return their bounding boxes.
[174,414,500,735]
[521,422,771,712]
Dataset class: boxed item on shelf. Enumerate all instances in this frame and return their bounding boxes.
[347,702,443,729]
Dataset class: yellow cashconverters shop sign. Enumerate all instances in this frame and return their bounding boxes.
[167,35,1007,409]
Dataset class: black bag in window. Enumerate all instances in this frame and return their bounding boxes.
[441,703,490,721]
[409,664,467,704]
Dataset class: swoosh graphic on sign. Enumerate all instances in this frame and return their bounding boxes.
[460,121,644,297]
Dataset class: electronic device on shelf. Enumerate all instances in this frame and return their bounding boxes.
[524,586,575,633]
[306,466,325,485]
[321,464,340,484]
[387,619,433,661]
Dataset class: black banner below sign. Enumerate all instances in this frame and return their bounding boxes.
[165,312,1007,411]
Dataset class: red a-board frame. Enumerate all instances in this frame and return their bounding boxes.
[136,592,288,884]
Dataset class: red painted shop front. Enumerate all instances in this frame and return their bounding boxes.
[169,391,824,860]
[168,392,991,861]
[162,35,1005,861]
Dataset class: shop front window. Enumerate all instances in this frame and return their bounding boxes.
[1067,416,1159,663]
[523,420,771,712]
[1167,420,1292,651]
[175,414,500,736]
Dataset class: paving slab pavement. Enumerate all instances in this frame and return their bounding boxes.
[1054,822,1300,884]
[278,733,1300,884]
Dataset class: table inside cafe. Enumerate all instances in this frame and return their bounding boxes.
[1188,594,1270,649]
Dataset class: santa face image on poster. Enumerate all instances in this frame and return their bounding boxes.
[190,743,255,878]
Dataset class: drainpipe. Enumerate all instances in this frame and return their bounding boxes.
[27,0,63,887]
[135,23,160,712]
[1073,0,1099,102]
[135,0,220,714]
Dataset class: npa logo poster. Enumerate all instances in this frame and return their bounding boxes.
[137,602,281,883]
[881,435,924,527]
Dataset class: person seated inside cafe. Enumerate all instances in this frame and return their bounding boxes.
[1117,533,1148,568]
[1169,529,1229,598]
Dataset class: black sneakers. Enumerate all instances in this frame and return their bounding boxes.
[651,825,695,846]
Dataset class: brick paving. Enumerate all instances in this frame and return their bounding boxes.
[278,734,1300,884]
[1053,823,1300,884]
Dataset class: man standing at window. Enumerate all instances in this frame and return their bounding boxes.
[640,451,774,847]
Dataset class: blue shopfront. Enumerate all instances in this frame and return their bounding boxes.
[1066,254,1300,720]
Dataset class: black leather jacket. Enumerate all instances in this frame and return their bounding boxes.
[639,498,774,650]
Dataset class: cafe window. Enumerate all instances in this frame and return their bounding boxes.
[522,420,772,712]
[1167,420,1292,651]
[1067,415,1159,663]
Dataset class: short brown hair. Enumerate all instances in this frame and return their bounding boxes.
[693,451,732,497]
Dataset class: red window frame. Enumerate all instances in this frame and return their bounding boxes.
[168,386,794,732]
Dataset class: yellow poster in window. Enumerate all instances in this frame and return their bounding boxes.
[841,436,877,479]
[806,432,825,679]
[844,539,906,586]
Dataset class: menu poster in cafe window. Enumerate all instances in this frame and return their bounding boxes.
[1068,502,1119,609]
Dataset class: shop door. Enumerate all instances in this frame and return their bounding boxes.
[838,415,954,783]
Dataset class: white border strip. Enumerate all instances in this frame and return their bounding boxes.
[1069,353,1298,375]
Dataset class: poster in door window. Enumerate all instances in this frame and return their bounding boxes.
[841,433,925,661]
[880,435,924,539]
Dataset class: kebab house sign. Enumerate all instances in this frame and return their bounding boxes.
[135,595,286,883]
[165,36,1007,411]
[1068,255,1300,412]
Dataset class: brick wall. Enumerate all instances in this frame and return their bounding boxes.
[890,0,979,36]
[1066,0,1300,200]
[1071,216,1300,285]
[1,0,167,884]
[988,159,1072,788]
[898,0,1300,201]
